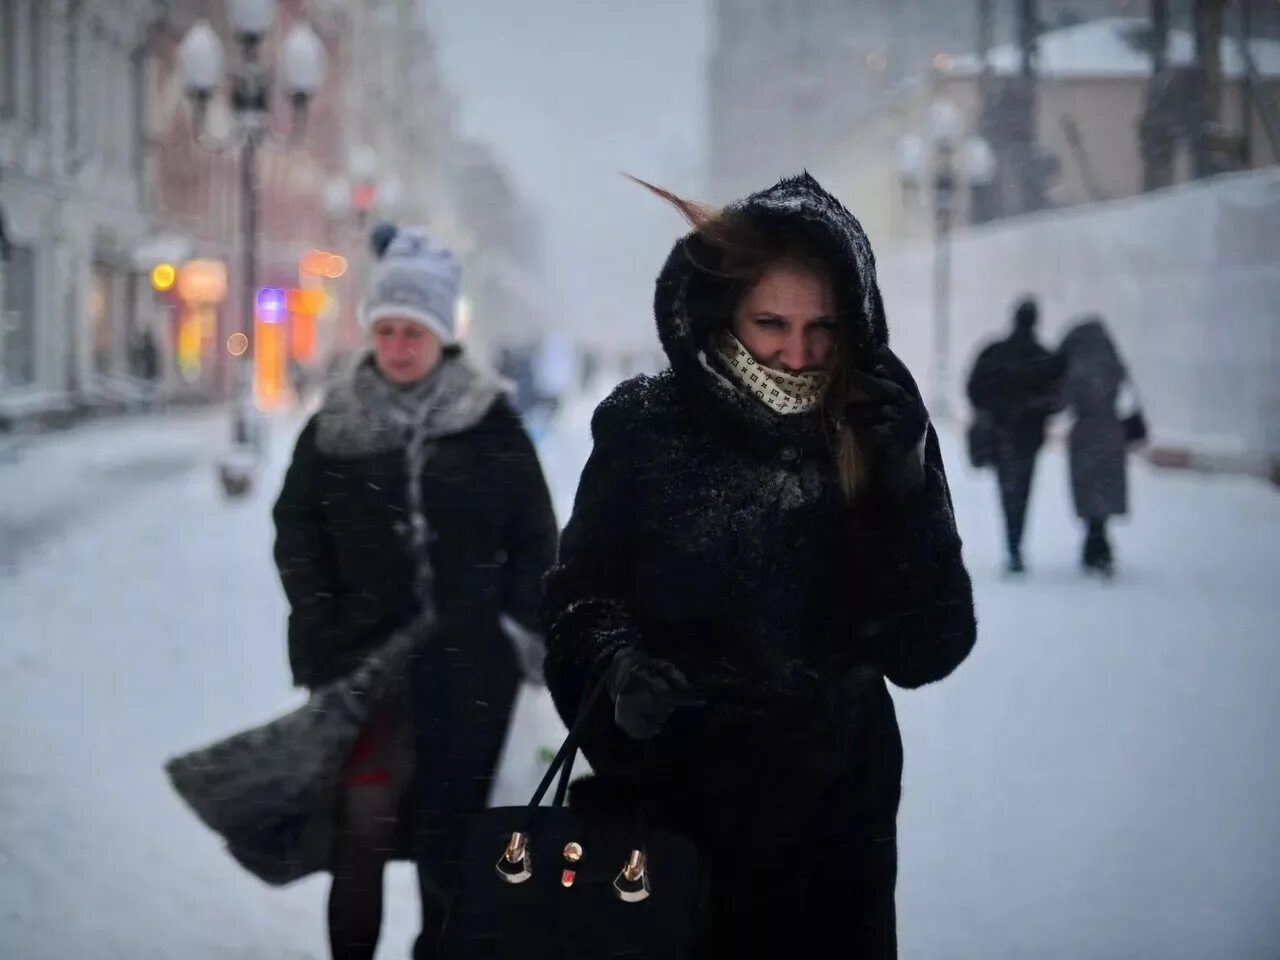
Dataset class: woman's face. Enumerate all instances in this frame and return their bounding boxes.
[731,261,839,373]
[371,317,442,385]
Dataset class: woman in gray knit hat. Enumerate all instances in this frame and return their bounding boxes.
[272,228,557,959]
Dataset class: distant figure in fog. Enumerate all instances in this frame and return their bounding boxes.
[131,328,163,411]
[272,228,557,960]
[965,297,1066,574]
[1058,316,1143,577]
[541,173,976,957]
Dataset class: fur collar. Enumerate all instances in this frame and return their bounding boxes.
[314,352,508,458]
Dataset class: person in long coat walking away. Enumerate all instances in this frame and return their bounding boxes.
[1058,316,1141,577]
[273,228,557,960]
[966,296,1067,574]
[540,173,977,958]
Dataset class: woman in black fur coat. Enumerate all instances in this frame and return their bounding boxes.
[541,174,977,957]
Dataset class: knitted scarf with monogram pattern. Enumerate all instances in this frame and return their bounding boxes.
[712,331,829,415]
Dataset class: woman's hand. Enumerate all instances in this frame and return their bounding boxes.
[605,647,703,740]
[845,361,929,499]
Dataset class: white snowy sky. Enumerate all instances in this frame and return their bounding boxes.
[431,0,712,349]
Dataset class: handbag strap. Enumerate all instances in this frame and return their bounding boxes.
[527,669,610,811]
[522,673,660,869]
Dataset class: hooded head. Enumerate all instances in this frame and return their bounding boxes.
[651,172,889,385]
[642,172,900,496]
[1061,315,1125,384]
[1013,296,1039,336]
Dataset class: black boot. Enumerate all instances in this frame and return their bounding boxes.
[1082,522,1114,577]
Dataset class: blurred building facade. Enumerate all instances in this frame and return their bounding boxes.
[709,0,969,201]
[321,0,459,356]
[146,0,348,402]
[0,0,164,421]
[293,0,551,372]
[813,17,1280,247]
[708,0,1280,202]
[1,0,543,424]
[442,137,548,363]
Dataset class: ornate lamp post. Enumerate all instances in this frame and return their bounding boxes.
[322,150,405,350]
[898,99,996,420]
[177,1,326,496]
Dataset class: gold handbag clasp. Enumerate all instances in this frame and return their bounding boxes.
[612,849,651,902]
[495,831,533,884]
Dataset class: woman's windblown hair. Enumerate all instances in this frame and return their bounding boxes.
[627,174,867,498]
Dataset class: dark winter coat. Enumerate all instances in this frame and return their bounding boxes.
[1060,319,1133,520]
[272,352,557,878]
[541,174,976,953]
[966,327,1066,450]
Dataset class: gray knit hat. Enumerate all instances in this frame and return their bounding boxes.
[359,227,461,344]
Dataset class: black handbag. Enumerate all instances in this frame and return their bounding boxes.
[1122,410,1148,446]
[441,679,708,959]
[1118,378,1148,447]
[967,412,997,469]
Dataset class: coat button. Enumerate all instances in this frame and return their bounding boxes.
[780,446,799,463]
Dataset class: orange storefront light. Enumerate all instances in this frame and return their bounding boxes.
[300,249,348,279]
[286,287,326,315]
[290,311,317,362]
[300,249,328,277]
[178,260,229,304]
[254,318,287,410]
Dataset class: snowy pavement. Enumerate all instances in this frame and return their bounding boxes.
[1,388,1278,958]
[0,409,233,574]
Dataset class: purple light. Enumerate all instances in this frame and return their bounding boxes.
[256,287,286,324]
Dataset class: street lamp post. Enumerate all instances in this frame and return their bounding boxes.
[898,99,996,421]
[323,156,405,350]
[177,1,325,497]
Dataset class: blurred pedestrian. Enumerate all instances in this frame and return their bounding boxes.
[0,169,11,261]
[131,327,163,412]
[272,227,557,960]
[541,173,977,957]
[1058,316,1145,577]
[965,296,1066,574]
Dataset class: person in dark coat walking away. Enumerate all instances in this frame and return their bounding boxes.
[965,296,1066,574]
[541,173,977,958]
[131,327,163,411]
[1058,316,1141,577]
[272,228,557,960]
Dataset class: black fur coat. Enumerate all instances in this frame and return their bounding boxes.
[541,174,977,948]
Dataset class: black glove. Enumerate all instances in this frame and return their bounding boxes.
[604,647,703,741]
[844,360,930,498]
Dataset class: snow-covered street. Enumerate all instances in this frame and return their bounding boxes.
[2,390,1278,959]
